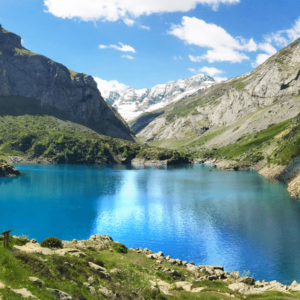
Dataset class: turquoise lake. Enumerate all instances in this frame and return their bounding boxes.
[1,163,300,284]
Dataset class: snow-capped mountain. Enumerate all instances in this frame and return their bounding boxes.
[95,74,216,121]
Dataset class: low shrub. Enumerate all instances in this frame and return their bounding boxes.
[40,237,63,249]
[112,242,128,253]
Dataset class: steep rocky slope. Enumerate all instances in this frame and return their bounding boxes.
[0,24,133,141]
[97,74,215,121]
[134,37,300,150]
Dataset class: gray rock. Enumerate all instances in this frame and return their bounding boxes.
[30,239,37,244]
[99,286,119,300]
[0,25,133,141]
[88,262,111,279]
[87,276,95,284]
[88,286,97,297]
[110,268,121,275]
[8,287,39,299]
[238,276,255,285]
[230,271,240,279]
[47,288,72,300]
[28,277,46,288]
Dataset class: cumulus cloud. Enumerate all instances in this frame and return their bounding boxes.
[173,55,183,60]
[93,77,130,98]
[265,17,300,47]
[251,42,277,67]
[123,18,135,26]
[170,17,256,63]
[99,42,136,53]
[199,66,224,76]
[44,0,240,22]
[122,54,135,59]
[140,25,151,30]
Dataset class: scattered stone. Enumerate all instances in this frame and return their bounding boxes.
[0,281,5,289]
[156,260,162,264]
[99,285,118,299]
[30,239,37,244]
[47,288,72,300]
[182,261,188,266]
[157,251,164,257]
[165,255,171,260]
[110,268,121,275]
[28,277,46,288]
[88,262,111,279]
[230,271,240,279]
[213,265,224,271]
[87,276,94,284]
[238,277,255,285]
[175,259,182,265]
[175,281,192,291]
[136,250,142,253]
[89,286,97,297]
[291,280,298,287]
[146,254,155,259]
[8,287,39,299]
[110,249,113,252]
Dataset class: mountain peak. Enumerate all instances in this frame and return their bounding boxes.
[0,25,23,49]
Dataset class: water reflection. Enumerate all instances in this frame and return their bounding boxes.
[0,163,299,283]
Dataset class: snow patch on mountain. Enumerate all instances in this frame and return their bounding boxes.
[94,74,215,121]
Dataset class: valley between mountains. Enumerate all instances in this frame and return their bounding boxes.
[1,24,300,200]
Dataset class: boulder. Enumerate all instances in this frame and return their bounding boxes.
[28,277,46,288]
[99,286,119,299]
[8,287,39,299]
[88,262,111,279]
[230,271,240,279]
[47,288,72,300]
[238,276,255,285]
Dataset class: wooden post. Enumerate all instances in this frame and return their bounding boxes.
[1,229,13,247]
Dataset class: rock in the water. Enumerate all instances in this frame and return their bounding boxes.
[47,288,72,300]
[0,163,20,177]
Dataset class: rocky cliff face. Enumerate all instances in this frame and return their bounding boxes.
[134,37,300,148]
[98,74,215,121]
[0,25,133,141]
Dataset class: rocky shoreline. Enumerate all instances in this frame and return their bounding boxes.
[195,157,300,200]
[3,234,300,300]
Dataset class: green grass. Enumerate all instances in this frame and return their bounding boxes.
[233,81,247,90]
[0,114,190,165]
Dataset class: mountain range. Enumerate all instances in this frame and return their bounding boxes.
[95,74,215,121]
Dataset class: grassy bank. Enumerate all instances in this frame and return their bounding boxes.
[0,115,190,166]
[1,235,300,300]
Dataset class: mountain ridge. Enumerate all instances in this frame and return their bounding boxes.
[0,24,134,141]
[96,74,215,121]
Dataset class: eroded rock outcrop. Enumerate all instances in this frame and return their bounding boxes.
[0,24,133,141]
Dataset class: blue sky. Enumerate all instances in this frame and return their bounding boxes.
[1,0,300,92]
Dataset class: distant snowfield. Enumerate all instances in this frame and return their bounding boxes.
[94,74,216,121]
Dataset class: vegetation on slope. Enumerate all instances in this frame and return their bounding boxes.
[0,115,190,165]
[1,235,299,300]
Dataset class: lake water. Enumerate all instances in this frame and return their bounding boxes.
[1,163,300,284]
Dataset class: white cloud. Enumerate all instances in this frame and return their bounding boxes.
[199,66,224,76]
[266,17,300,47]
[214,76,228,82]
[188,68,227,82]
[122,55,135,59]
[170,17,256,63]
[44,0,240,22]
[99,42,136,53]
[140,25,150,30]
[252,42,277,68]
[93,77,130,98]
[173,55,183,60]
[123,18,135,26]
